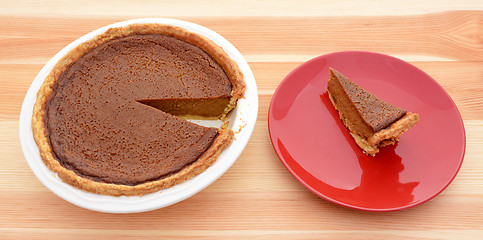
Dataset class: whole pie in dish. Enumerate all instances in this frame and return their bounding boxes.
[327,68,419,156]
[32,23,245,196]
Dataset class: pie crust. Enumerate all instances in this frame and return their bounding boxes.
[32,23,245,196]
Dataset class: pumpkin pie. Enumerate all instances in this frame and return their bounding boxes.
[32,23,245,196]
[327,68,419,156]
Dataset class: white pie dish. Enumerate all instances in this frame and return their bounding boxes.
[19,18,258,213]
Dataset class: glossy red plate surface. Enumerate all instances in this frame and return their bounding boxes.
[268,51,466,211]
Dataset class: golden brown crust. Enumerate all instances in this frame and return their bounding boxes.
[328,92,419,156]
[32,23,243,196]
[368,112,419,146]
[349,132,380,155]
[349,113,419,156]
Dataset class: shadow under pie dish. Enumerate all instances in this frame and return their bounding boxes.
[32,23,245,196]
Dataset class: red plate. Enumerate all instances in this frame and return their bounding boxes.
[268,51,466,211]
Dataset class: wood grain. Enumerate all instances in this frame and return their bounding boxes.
[1,11,483,64]
[1,0,481,17]
[0,4,482,240]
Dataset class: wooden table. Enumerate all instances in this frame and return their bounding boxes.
[1,1,482,239]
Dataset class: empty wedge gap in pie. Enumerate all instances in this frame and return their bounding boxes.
[136,97,232,120]
[32,23,245,196]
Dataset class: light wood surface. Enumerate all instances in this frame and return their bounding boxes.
[1,1,483,239]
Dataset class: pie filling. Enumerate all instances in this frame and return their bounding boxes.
[48,124,219,186]
[327,68,419,156]
[43,31,235,186]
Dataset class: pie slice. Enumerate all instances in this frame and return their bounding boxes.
[32,23,245,196]
[327,68,419,156]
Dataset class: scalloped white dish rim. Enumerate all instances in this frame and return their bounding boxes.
[19,18,258,213]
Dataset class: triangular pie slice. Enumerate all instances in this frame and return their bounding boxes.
[327,68,419,155]
[32,24,245,196]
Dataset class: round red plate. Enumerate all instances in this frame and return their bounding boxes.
[268,51,466,211]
